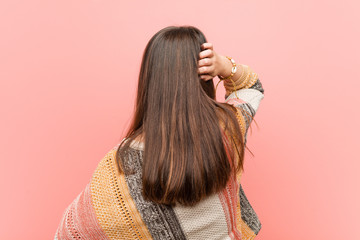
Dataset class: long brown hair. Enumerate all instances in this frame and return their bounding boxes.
[116,25,248,206]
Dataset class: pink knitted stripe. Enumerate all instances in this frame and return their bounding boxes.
[219,178,243,240]
[218,190,232,238]
[226,98,246,106]
[218,130,242,239]
[55,183,110,239]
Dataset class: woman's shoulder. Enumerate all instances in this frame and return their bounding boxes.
[90,140,143,177]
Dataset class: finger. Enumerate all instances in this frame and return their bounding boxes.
[198,66,209,74]
[198,65,214,74]
[198,58,212,67]
[201,43,213,50]
[200,74,213,81]
[199,49,214,59]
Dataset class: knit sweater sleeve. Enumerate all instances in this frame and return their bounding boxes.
[224,64,265,145]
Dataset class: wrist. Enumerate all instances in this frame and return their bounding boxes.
[218,55,233,78]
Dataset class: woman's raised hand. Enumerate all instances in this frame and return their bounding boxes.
[198,43,230,81]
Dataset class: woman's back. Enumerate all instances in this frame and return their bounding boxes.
[55,26,265,239]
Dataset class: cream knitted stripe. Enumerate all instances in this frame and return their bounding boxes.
[173,193,231,240]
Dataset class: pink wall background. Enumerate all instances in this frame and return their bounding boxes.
[1,0,359,239]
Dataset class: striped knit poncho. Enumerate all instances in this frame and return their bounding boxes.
[55,65,265,240]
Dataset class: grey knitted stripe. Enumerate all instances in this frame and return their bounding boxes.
[239,184,262,234]
[249,78,265,94]
[120,147,187,240]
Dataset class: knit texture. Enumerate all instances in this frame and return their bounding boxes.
[55,65,264,240]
